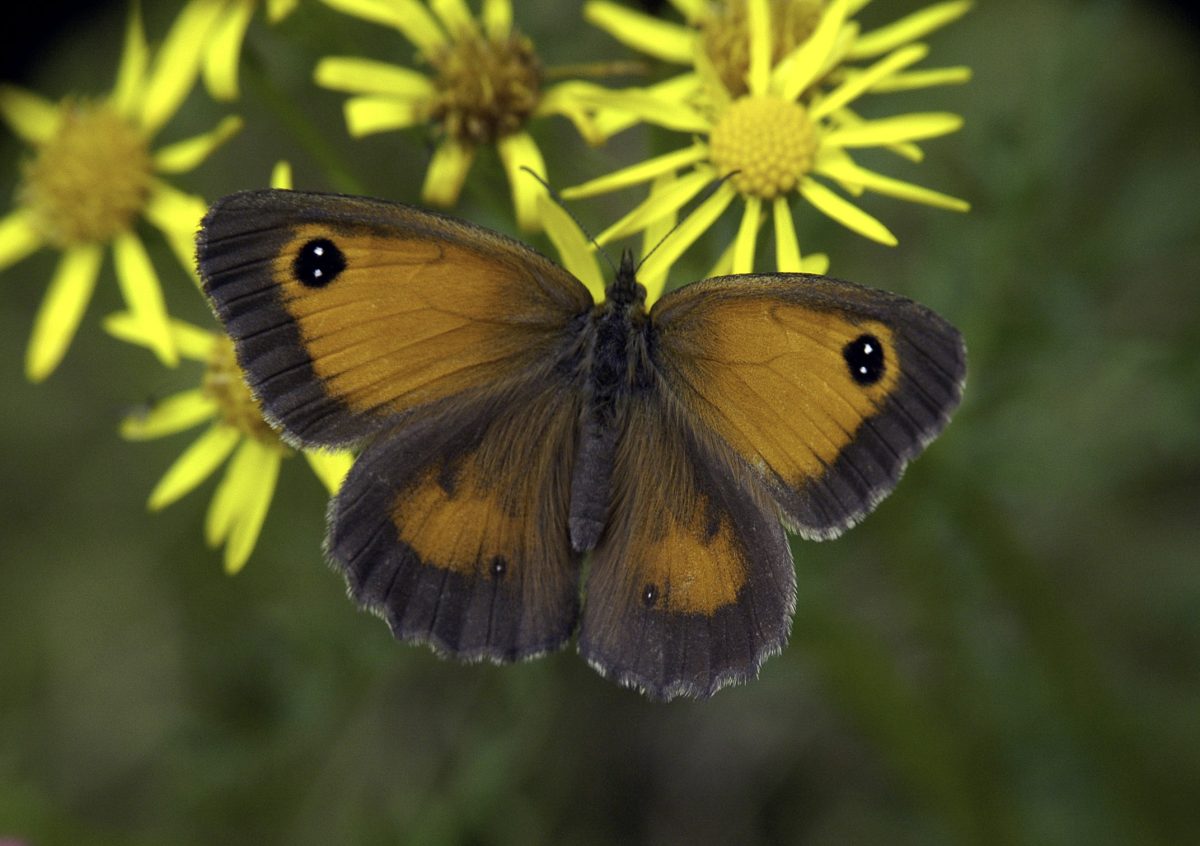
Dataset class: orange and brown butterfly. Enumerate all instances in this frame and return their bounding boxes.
[196,189,965,700]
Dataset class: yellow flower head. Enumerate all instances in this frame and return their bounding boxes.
[314,0,602,231]
[569,0,973,287]
[0,2,240,381]
[107,312,353,576]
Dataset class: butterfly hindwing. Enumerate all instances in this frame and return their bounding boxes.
[578,390,796,700]
[197,189,592,446]
[650,274,966,539]
[330,378,584,661]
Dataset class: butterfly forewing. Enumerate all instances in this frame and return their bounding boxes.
[649,274,966,539]
[197,189,592,446]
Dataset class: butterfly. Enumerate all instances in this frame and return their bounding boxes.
[197,189,966,700]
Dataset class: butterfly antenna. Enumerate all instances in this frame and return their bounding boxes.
[635,170,741,274]
[520,166,618,277]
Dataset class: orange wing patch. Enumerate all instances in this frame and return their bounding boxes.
[274,225,573,417]
[659,295,899,487]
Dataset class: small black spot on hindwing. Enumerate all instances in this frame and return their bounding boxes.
[294,237,345,288]
[642,583,659,607]
[844,333,885,385]
[490,556,507,579]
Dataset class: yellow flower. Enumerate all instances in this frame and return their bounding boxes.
[314,0,601,231]
[201,0,300,100]
[566,0,971,285]
[106,312,354,575]
[0,1,240,381]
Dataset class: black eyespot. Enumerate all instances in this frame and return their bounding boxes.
[489,556,507,579]
[293,238,345,288]
[642,583,658,607]
[843,333,885,385]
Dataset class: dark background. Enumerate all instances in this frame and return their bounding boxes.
[2,1,1198,843]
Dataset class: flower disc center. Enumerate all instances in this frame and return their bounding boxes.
[20,100,153,247]
[708,95,818,199]
[204,339,279,444]
[429,31,542,145]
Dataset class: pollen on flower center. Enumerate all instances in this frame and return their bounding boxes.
[204,338,280,444]
[427,30,542,145]
[708,95,818,199]
[19,99,153,248]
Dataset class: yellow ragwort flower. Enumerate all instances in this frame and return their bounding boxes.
[0,1,241,381]
[201,0,300,100]
[566,0,972,287]
[106,311,354,575]
[314,0,602,231]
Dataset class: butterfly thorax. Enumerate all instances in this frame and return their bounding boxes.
[568,250,654,552]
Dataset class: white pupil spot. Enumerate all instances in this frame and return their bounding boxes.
[313,268,322,278]
[313,246,324,256]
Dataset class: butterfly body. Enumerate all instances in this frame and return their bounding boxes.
[197,189,966,700]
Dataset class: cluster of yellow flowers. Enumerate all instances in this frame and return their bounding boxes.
[0,0,970,572]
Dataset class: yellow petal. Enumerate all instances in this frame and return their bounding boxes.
[810,44,929,120]
[704,238,736,280]
[111,5,149,118]
[320,0,446,53]
[430,0,476,37]
[121,388,218,440]
[639,181,736,285]
[153,115,243,174]
[140,0,226,135]
[638,172,680,305]
[223,443,282,574]
[584,1,694,63]
[816,158,970,212]
[267,0,299,23]
[572,87,709,134]
[498,131,548,232]
[561,142,707,199]
[588,73,702,141]
[148,423,242,510]
[800,252,830,274]
[304,448,354,495]
[0,84,60,143]
[849,1,972,59]
[747,0,770,97]
[271,160,293,190]
[314,57,435,97]
[0,209,45,271]
[113,231,178,367]
[868,65,973,93]
[822,112,962,148]
[202,0,256,101]
[774,0,850,101]
[595,169,712,245]
[206,437,260,550]
[422,139,475,207]
[344,96,426,135]
[772,197,802,272]
[800,177,897,245]
[667,0,706,21]
[538,192,603,303]
[144,181,207,278]
[25,244,103,382]
[104,311,215,361]
[827,107,924,162]
[481,0,512,38]
[731,196,761,274]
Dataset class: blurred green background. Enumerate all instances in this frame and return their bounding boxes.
[2,1,1198,844]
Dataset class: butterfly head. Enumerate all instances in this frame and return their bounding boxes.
[606,248,647,309]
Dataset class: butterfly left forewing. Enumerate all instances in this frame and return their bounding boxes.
[650,274,966,539]
[198,189,592,446]
[578,390,796,700]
